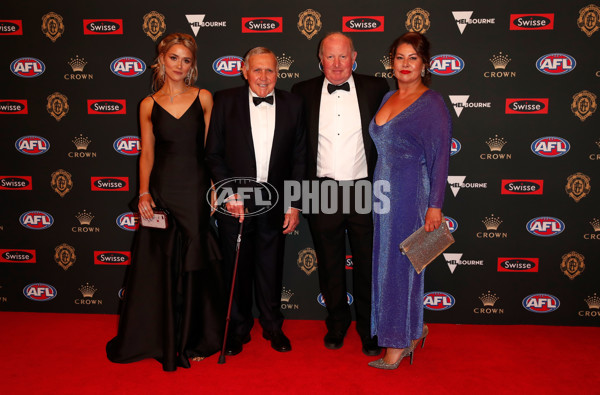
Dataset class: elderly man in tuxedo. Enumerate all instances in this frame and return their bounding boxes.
[292,32,389,356]
[206,47,305,355]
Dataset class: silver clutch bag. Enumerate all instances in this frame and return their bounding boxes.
[140,208,169,229]
[399,220,455,274]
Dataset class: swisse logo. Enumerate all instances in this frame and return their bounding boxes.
[451,138,461,156]
[430,54,464,76]
[15,136,49,155]
[0,20,23,35]
[23,283,57,301]
[0,99,27,114]
[242,17,283,33]
[0,176,32,190]
[522,294,560,313]
[113,136,141,156]
[110,57,146,77]
[213,56,244,77]
[10,58,45,78]
[423,292,455,311]
[317,292,354,307]
[498,257,539,272]
[501,180,543,195]
[527,217,565,237]
[20,211,53,230]
[116,212,138,231]
[445,216,458,233]
[531,136,570,157]
[342,16,384,32]
[536,53,576,75]
[88,100,126,114]
[0,249,36,263]
[510,14,554,30]
[91,177,129,191]
[83,19,123,34]
[506,98,548,114]
[94,251,131,265]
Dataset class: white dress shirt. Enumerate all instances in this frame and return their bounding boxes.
[248,89,276,182]
[317,75,368,181]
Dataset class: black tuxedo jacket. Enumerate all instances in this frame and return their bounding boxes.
[205,86,306,226]
[291,73,389,180]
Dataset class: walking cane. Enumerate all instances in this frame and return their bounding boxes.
[218,220,244,364]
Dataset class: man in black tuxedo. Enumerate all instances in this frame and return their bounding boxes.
[291,32,389,356]
[206,47,305,355]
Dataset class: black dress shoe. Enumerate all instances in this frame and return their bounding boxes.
[225,334,251,356]
[262,330,292,352]
[361,336,381,356]
[323,331,345,349]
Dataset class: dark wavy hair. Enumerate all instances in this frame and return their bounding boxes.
[389,32,431,86]
[151,32,198,91]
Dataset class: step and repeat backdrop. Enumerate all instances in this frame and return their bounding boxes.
[1,0,599,326]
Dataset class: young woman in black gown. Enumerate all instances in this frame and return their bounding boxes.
[106,32,225,371]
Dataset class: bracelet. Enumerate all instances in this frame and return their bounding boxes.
[139,192,150,198]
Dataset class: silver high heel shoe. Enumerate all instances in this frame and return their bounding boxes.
[416,324,429,349]
[367,345,414,370]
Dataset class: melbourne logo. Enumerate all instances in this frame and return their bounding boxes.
[531,136,569,157]
[113,136,141,156]
[448,95,491,117]
[501,180,543,195]
[142,11,166,42]
[452,11,495,34]
[571,90,597,122]
[41,12,64,42]
[565,172,591,202]
[94,251,131,265]
[0,20,23,35]
[23,283,57,301]
[0,100,27,114]
[510,14,554,30]
[10,58,45,78]
[429,54,464,76]
[0,176,32,190]
[342,16,384,32]
[83,19,123,34]
[242,17,282,33]
[297,9,322,40]
[91,177,129,191]
[578,5,600,37]
[443,253,484,274]
[20,211,53,230]
[447,176,488,197]
[522,294,559,313]
[116,212,139,231]
[450,138,461,156]
[15,136,49,155]
[0,249,36,263]
[213,56,244,77]
[186,15,227,36]
[506,98,548,114]
[526,217,565,237]
[110,57,146,77]
[498,257,539,272]
[536,53,576,75]
[423,292,454,311]
[88,100,126,114]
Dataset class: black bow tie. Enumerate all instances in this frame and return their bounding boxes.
[327,82,350,94]
[252,95,274,106]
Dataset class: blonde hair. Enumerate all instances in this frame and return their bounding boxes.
[151,32,198,91]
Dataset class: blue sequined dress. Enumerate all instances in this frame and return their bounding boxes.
[369,89,452,348]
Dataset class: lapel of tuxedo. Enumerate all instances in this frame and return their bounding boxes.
[237,86,256,161]
[309,76,325,167]
[268,89,285,178]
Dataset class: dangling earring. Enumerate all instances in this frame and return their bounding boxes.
[421,68,425,77]
[161,64,165,82]
[184,72,191,86]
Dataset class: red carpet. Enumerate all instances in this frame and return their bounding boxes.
[1,312,598,394]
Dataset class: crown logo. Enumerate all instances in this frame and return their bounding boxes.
[490,52,511,70]
[68,55,87,72]
[75,210,94,225]
[590,218,600,232]
[281,287,294,302]
[479,291,499,307]
[485,135,507,152]
[482,214,502,230]
[380,55,392,70]
[276,54,294,71]
[72,134,91,150]
[596,139,600,149]
[79,283,97,298]
[585,293,600,309]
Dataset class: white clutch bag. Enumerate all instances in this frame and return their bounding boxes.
[139,208,169,229]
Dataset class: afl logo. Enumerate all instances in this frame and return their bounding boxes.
[20,211,54,230]
[526,217,565,237]
[113,136,141,156]
[23,283,57,301]
[423,291,455,311]
[213,56,244,77]
[16,136,50,155]
[317,292,354,307]
[429,54,464,76]
[444,217,458,233]
[531,136,569,157]
[116,212,139,231]
[522,293,559,313]
[536,53,576,75]
[10,57,45,78]
[450,138,461,156]
[110,57,146,77]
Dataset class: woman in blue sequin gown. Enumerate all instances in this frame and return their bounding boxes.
[369,33,452,368]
